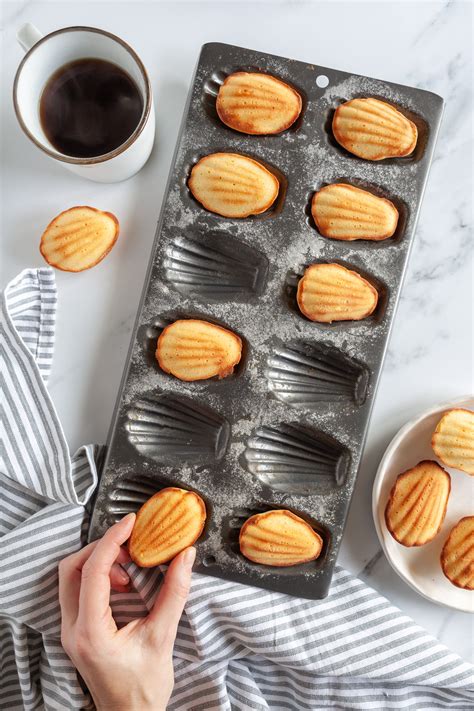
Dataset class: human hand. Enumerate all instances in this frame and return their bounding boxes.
[58,513,195,711]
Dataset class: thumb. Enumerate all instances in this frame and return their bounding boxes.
[148,547,196,642]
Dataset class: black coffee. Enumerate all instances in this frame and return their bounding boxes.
[40,58,144,158]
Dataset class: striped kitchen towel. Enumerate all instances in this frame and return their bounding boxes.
[1,268,473,711]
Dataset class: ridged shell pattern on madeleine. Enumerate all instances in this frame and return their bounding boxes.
[40,206,119,272]
[216,71,302,135]
[188,152,279,218]
[432,408,474,475]
[239,510,323,566]
[312,183,399,241]
[156,319,242,381]
[332,97,418,161]
[385,461,451,547]
[297,263,378,323]
[441,516,474,590]
[129,487,206,567]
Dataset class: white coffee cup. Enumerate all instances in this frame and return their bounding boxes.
[13,24,155,183]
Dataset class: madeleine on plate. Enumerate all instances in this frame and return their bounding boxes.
[441,517,474,590]
[40,206,119,272]
[311,183,399,241]
[332,97,418,161]
[432,408,474,475]
[216,71,302,135]
[297,263,378,323]
[239,509,323,566]
[188,152,279,218]
[129,487,207,567]
[156,319,242,381]
[385,461,451,547]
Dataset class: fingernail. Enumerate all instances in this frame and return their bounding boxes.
[182,547,196,572]
[120,513,135,526]
[119,569,130,584]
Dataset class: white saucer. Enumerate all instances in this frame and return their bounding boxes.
[372,396,474,613]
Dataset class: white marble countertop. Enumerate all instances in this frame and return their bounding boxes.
[1,1,473,662]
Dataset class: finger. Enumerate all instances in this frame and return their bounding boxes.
[78,513,136,628]
[59,538,131,627]
[58,540,99,630]
[148,547,195,642]
[110,562,130,590]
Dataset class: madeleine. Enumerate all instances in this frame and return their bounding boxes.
[312,183,399,241]
[332,97,418,160]
[432,409,474,475]
[297,263,378,323]
[385,461,450,547]
[129,487,206,567]
[239,509,323,566]
[216,71,302,135]
[40,206,119,272]
[441,517,474,590]
[156,319,242,381]
[188,152,279,218]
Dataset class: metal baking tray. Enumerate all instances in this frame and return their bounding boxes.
[89,42,444,599]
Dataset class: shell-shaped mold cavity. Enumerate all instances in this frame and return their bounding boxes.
[266,341,369,408]
[125,393,230,463]
[244,424,350,493]
[106,477,162,521]
[163,233,268,301]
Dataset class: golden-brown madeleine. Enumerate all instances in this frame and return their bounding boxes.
[441,516,474,590]
[297,263,378,323]
[311,183,399,241]
[216,71,302,135]
[156,319,242,381]
[239,509,323,566]
[332,97,418,161]
[129,487,207,567]
[40,206,119,272]
[188,152,279,218]
[432,408,474,475]
[385,461,451,547]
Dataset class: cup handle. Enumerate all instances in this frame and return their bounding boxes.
[17,23,44,52]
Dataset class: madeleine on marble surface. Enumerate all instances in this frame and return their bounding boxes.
[297,263,378,323]
[216,71,302,135]
[239,509,323,566]
[311,183,399,241]
[156,319,242,381]
[385,461,451,547]
[129,487,206,567]
[188,152,279,218]
[432,409,474,475]
[441,516,474,590]
[332,97,418,161]
[40,206,119,272]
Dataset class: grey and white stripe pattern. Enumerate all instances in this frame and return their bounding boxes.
[1,268,473,710]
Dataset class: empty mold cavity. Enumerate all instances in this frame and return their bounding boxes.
[163,232,268,301]
[305,179,409,246]
[125,393,230,463]
[106,476,165,521]
[243,423,350,493]
[266,340,369,408]
[184,149,288,220]
[224,505,329,572]
[324,96,429,164]
[202,66,307,133]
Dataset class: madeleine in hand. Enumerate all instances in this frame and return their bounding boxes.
[129,487,207,567]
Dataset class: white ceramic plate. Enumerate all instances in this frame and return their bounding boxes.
[373,396,474,613]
